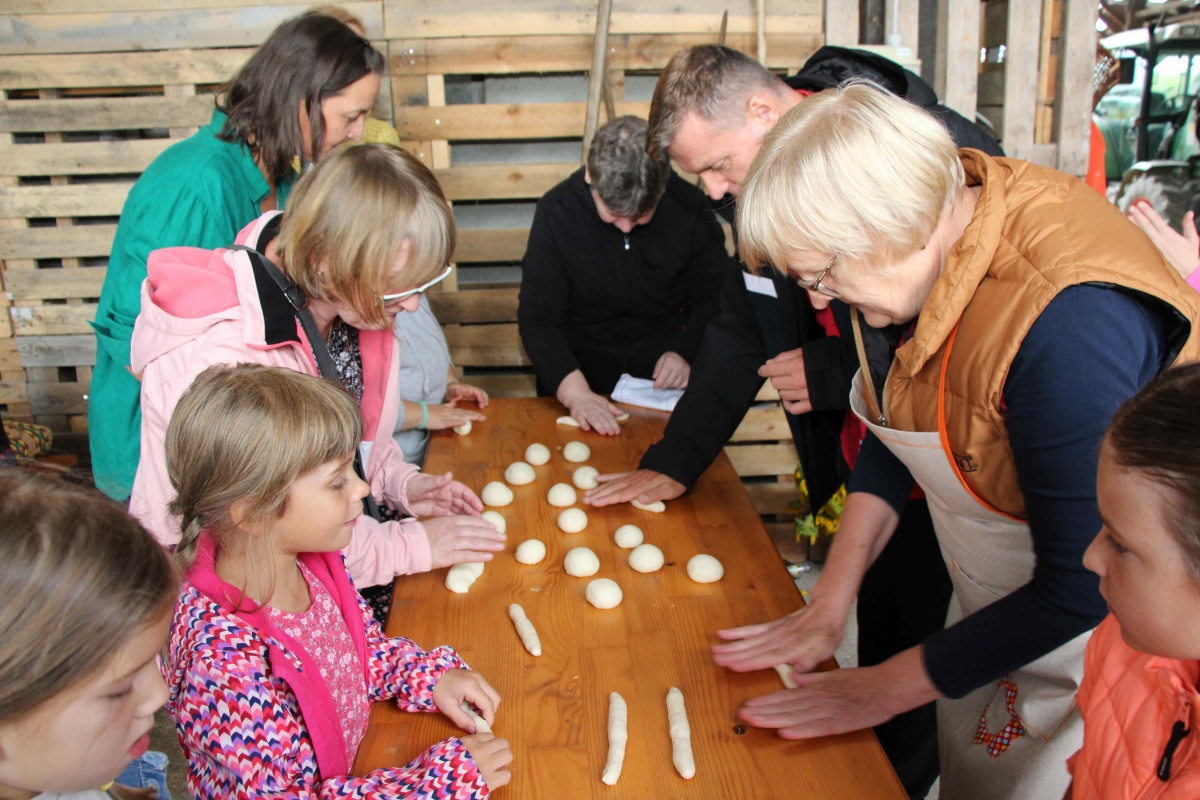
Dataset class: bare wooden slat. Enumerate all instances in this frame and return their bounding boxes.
[1055,0,1096,175]
[427,287,519,324]
[754,380,778,402]
[0,139,172,177]
[725,441,799,477]
[1002,0,1041,160]
[3,265,106,300]
[454,228,529,264]
[935,0,981,121]
[7,0,327,12]
[25,380,88,416]
[0,224,116,261]
[0,3,382,55]
[0,339,23,373]
[442,322,529,367]
[15,333,96,368]
[0,94,214,134]
[743,480,798,516]
[394,101,649,141]
[0,49,252,90]
[465,372,536,397]
[391,33,821,76]
[435,162,575,201]
[824,0,859,46]
[0,181,134,218]
[8,303,96,336]
[729,402,790,442]
[0,381,30,406]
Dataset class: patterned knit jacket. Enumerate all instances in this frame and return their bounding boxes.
[164,539,490,799]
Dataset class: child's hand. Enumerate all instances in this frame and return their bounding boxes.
[434,668,501,732]
[461,732,513,790]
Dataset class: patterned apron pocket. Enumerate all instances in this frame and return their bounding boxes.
[972,675,1028,757]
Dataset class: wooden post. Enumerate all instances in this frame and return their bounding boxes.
[582,0,614,164]
[757,0,767,63]
[1056,0,1098,175]
[824,0,860,47]
[1002,0,1041,160]
[935,0,980,120]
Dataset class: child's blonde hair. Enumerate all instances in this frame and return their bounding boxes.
[276,143,456,330]
[0,471,177,722]
[166,364,364,571]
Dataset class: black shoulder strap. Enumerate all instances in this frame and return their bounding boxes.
[226,244,384,522]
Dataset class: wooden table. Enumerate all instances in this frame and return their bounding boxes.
[354,397,905,799]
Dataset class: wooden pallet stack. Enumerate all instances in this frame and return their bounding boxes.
[0,0,828,527]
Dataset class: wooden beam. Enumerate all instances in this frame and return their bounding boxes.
[428,288,519,324]
[824,0,860,46]
[725,442,798,477]
[442,322,530,367]
[582,0,615,162]
[1056,0,1097,175]
[0,49,251,90]
[1002,0,1041,159]
[0,139,171,177]
[394,101,650,141]
[0,93,213,134]
[8,304,96,337]
[454,228,530,264]
[935,0,980,120]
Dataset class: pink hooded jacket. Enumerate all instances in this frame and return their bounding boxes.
[129,212,432,586]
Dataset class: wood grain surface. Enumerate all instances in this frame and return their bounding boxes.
[353,397,904,798]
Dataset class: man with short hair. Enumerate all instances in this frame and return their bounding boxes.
[518,115,731,434]
[586,45,1000,799]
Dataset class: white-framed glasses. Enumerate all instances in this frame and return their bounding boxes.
[793,255,839,298]
[380,264,454,303]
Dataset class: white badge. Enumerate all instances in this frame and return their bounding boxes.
[742,272,778,298]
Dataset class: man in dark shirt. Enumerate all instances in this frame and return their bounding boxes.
[586,45,1000,798]
[518,115,731,434]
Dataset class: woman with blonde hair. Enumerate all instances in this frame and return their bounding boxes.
[712,82,1200,798]
[129,143,505,616]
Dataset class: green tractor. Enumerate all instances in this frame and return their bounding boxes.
[1100,18,1200,230]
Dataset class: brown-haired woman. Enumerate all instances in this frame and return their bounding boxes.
[127,143,505,609]
[91,12,385,503]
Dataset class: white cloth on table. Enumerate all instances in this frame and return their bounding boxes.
[610,373,684,412]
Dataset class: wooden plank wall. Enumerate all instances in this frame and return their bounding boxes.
[0,0,833,523]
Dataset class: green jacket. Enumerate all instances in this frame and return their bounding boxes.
[89,110,294,499]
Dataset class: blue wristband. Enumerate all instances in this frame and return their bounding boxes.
[418,401,429,430]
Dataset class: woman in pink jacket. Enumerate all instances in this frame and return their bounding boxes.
[128,143,506,597]
[1067,362,1200,798]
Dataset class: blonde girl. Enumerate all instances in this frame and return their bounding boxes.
[1067,363,1200,798]
[0,471,177,800]
[162,364,511,797]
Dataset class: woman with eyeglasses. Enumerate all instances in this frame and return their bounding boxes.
[713,83,1200,799]
[128,143,505,594]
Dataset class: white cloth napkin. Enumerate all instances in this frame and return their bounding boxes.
[610,373,684,412]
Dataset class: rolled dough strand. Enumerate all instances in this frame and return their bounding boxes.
[461,701,492,734]
[774,663,798,689]
[666,686,695,779]
[601,692,628,785]
[508,603,542,656]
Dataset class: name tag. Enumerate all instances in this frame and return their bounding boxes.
[743,272,778,298]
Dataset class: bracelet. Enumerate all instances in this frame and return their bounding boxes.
[417,401,429,430]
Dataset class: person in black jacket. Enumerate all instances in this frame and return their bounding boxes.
[518,115,732,434]
[586,45,1000,799]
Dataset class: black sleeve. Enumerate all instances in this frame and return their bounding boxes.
[846,430,916,512]
[922,286,1166,698]
[667,207,734,362]
[801,337,859,410]
[639,268,769,487]
[517,199,583,393]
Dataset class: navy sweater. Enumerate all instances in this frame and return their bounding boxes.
[848,285,1173,699]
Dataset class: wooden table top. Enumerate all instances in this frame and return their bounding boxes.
[353,397,904,799]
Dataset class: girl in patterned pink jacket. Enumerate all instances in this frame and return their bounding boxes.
[162,364,512,798]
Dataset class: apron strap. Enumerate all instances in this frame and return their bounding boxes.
[849,308,886,426]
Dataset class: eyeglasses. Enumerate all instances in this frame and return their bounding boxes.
[380,264,454,304]
[793,255,840,298]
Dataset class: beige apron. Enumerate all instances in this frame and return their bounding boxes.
[850,369,1089,800]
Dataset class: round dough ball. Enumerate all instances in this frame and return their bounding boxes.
[586,578,623,609]
[557,507,588,533]
[562,441,591,463]
[687,554,725,583]
[572,465,599,490]
[613,524,644,549]
[515,539,546,565]
[481,481,513,507]
[453,420,472,435]
[563,546,600,577]
[525,443,551,466]
[547,483,577,507]
[504,461,536,486]
[480,510,507,534]
[628,543,665,573]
